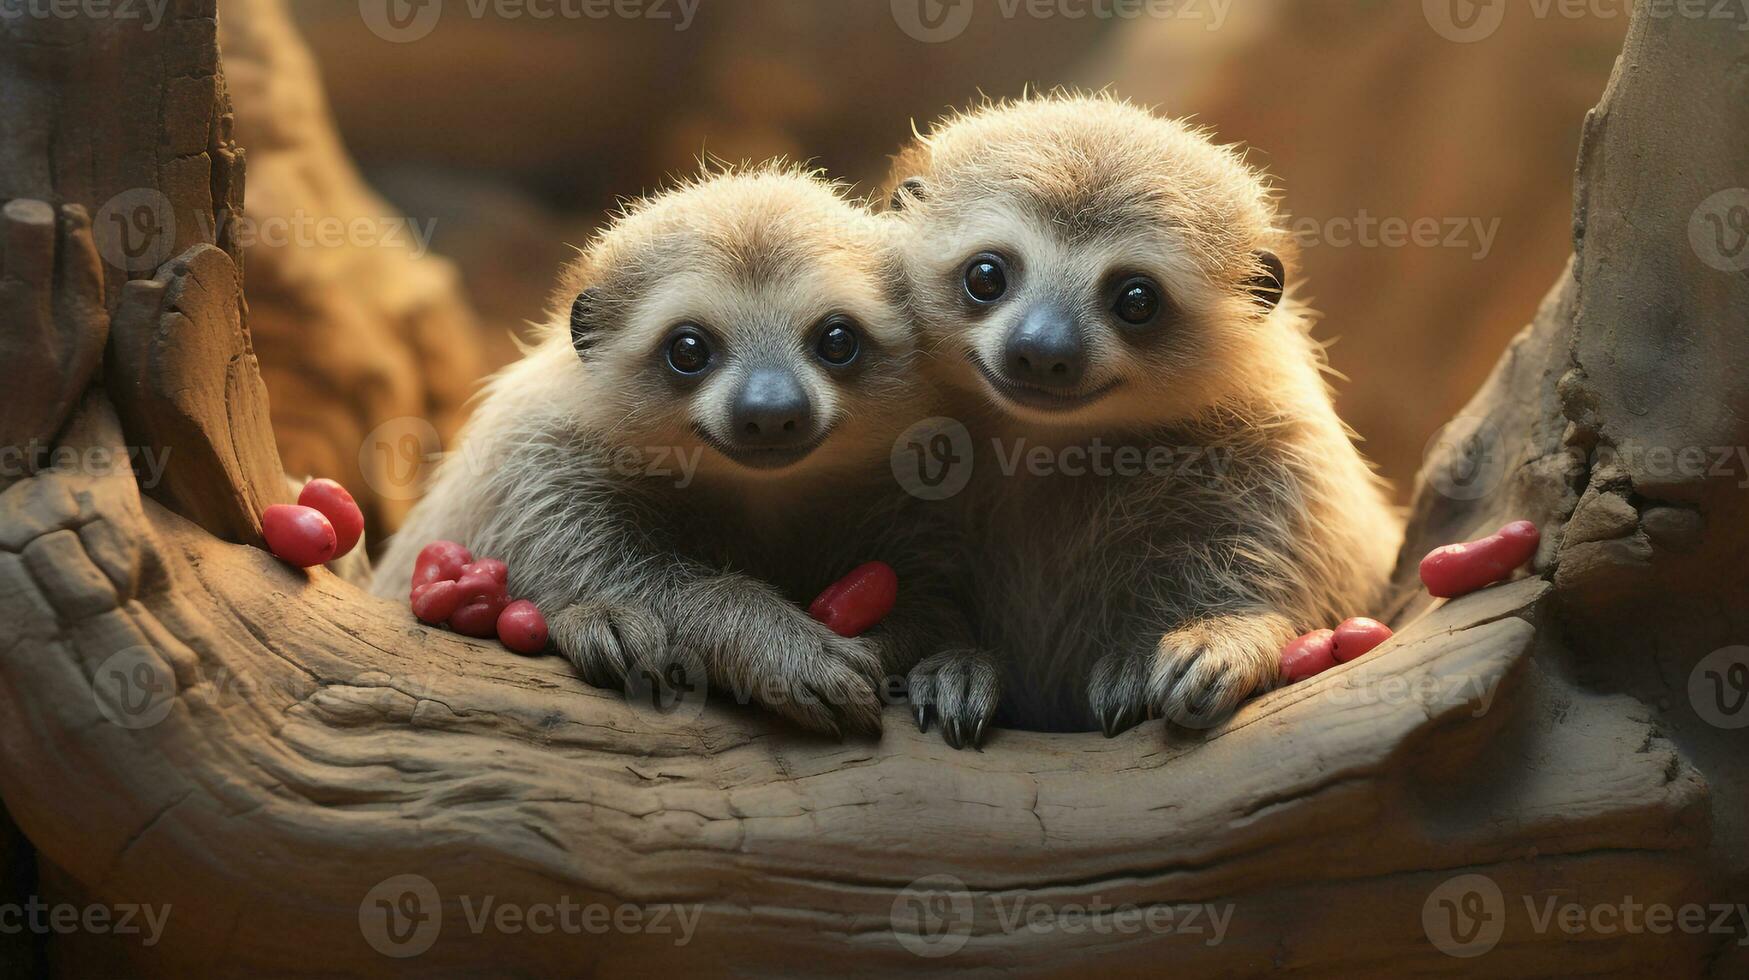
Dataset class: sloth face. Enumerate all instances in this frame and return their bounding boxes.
[572,265,915,480]
[641,292,881,473]
[888,97,1290,431]
[561,171,918,481]
[899,199,1284,430]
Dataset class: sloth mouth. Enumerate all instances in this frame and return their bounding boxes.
[691,423,837,471]
[968,354,1122,413]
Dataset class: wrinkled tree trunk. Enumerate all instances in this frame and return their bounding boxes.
[0,2,1745,976]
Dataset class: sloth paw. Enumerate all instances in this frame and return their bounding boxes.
[1088,648,1159,737]
[549,600,672,691]
[752,631,886,738]
[1091,613,1289,735]
[908,650,1000,749]
[1150,614,1290,730]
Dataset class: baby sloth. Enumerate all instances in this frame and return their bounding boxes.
[886,95,1399,742]
[373,166,967,737]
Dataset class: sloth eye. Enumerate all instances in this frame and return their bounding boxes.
[666,328,711,375]
[964,254,1008,304]
[1114,277,1163,326]
[815,317,860,366]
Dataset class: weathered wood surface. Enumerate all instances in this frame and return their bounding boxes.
[0,419,1704,974]
[0,1,1744,977]
[105,242,290,545]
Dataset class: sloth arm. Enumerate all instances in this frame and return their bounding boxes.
[380,429,977,708]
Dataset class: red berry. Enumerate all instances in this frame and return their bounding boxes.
[262,504,338,568]
[808,561,898,638]
[453,568,508,604]
[497,600,549,655]
[1419,520,1541,599]
[1332,618,1394,663]
[412,540,472,592]
[297,478,364,557]
[410,580,465,624]
[808,576,848,621]
[1280,629,1338,684]
[449,594,509,638]
[461,559,508,586]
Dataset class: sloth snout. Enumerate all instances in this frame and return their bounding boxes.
[730,368,815,447]
[1003,304,1087,390]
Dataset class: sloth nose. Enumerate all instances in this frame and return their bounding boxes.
[730,369,814,448]
[1003,305,1086,390]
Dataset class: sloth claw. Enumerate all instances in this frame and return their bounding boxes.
[907,650,1000,750]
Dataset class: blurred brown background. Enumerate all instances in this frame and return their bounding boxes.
[254,0,1627,514]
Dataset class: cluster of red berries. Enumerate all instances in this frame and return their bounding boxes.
[407,541,549,656]
[259,481,549,656]
[262,479,365,567]
[1277,520,1541,685]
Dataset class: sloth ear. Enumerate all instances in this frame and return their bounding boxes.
[570,287,604,358]
[1246,250,1286,310]
[888,177,927,213]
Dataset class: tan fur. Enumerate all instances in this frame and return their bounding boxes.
[372,164,969,737]
[886,95,1402,736]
